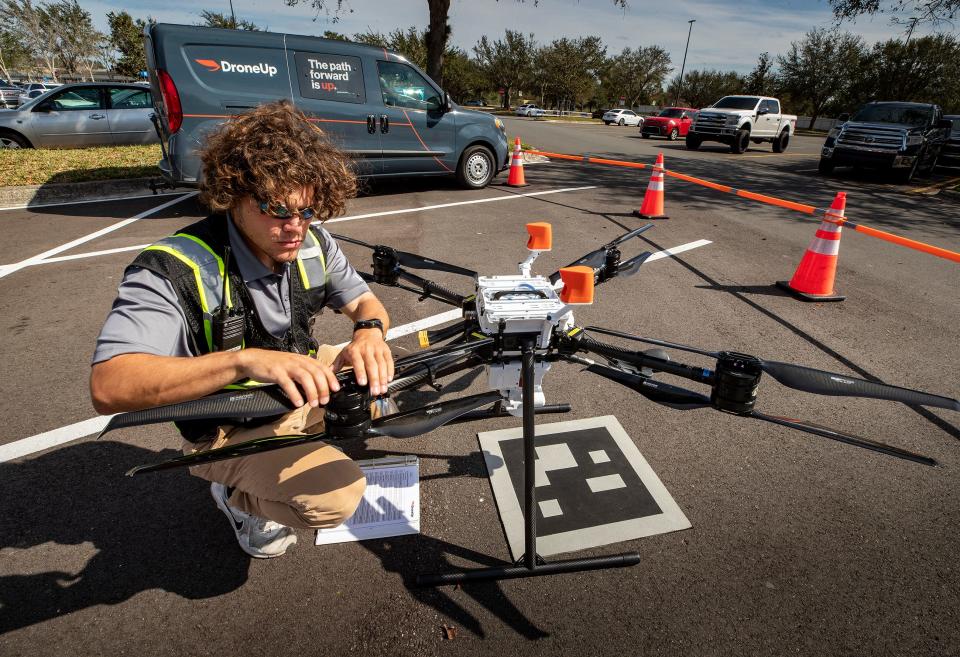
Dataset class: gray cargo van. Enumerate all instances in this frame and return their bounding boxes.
[144,24,509,189]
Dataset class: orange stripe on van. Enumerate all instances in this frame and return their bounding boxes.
[401,108,453,173]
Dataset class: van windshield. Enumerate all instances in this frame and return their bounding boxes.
[712,97,759,110]
[851,104,932,127]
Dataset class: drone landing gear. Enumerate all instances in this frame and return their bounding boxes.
[416,339,641,587]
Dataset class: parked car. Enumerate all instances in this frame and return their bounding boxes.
[602,109,642,126]
[16,88,47,106]
[0,84,21,108]
[591,108,611,119]
[818,102,951,183]
[641,107,697,140]
[515,103,541,116]
[462,99,485,107]
[687,96,796,153]
[0,82,158,149]
[939,114,960,167]
[146,23,508,188]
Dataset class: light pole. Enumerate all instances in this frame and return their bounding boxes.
[674,19,695,107]
[229,0,237,28]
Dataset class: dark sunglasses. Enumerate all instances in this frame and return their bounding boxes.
[258,199,317,221]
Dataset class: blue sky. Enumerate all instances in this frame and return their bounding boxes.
[83,0,938,74]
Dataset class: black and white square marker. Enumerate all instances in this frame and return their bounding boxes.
[478,416,691,559]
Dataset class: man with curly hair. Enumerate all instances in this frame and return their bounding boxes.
[90,101,392,558]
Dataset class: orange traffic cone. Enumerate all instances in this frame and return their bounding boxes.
[775,192,847,302]
[506,137,528,187]
[634,152,668,219]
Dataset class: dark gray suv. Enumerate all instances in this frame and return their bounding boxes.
[145,23,509,188]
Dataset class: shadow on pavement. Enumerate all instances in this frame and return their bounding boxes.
[357,499,550,640]
[0,440,250,635]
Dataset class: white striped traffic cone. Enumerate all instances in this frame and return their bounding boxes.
[776,192,846,302]
[634,152,667,219]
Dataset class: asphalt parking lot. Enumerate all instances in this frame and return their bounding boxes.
[1,128,958,656]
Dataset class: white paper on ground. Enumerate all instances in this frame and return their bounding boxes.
[315,455,420,545]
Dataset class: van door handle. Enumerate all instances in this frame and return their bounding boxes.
[380,114,389,133]
[367,115,376,134]
[90,114,106,120]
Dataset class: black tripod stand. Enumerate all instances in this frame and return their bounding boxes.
[416,338,642,586]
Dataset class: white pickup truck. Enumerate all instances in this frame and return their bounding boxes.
[686,95,797,154]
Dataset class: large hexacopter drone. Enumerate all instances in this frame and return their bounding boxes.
[101,222,959,586]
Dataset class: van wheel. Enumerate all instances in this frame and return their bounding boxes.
[0,131,30,149]
[730,129,750,153]
[457,144,495,189]
[773,130,790,153]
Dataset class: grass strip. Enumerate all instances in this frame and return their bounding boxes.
[0,144,161,186]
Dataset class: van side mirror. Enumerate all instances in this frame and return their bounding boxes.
[443,91,452,113]
[838,113,849,122]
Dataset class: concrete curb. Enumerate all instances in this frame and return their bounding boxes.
[0,177,159,208]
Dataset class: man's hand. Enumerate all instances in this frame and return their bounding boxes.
[333,329,394,396]
[237,348,341,407]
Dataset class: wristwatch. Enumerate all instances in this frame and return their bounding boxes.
[353,318,385,338]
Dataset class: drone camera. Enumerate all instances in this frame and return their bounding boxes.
[711,352,763,415]
[525,222,552,251]
[559,266,595,305]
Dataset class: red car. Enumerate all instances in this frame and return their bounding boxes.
[641,107,698,140]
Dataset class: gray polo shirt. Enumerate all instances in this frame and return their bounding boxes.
[93,218,370,364]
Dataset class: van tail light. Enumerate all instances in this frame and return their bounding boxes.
[157,69,183,134]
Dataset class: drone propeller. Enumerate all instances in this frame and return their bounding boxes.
[583,327,960,412]
[126,390,505,476]
[331,233,477,278]
[100,386,295,438]
[549,224,653,283]
[583,361,711,409]
[579,358,936,466]
[369,391,504,438]
[617,251,653,278]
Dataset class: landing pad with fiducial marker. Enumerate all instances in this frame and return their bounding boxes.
[478,416,691,560]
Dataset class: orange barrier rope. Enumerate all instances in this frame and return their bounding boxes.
[524,149,960,264]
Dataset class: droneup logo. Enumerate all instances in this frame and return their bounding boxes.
[194,58,278,77]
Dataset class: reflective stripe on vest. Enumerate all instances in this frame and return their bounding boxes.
[296,228,327,290]
[142,233,230,351]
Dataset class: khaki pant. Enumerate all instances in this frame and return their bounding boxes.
[183,345,366,529]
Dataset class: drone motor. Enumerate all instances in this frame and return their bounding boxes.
[324,382,373,438]
[711,352,763,415]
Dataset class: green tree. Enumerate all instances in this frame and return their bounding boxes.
[0,0,59,80]
[473,29,536,109]
[847,34,960,113]
[667,69,744,109]
[108,10,147,77]
[536,36,606,110]
[600,46,672,108]
[287,0,625,92]
[777,28,864,129]
[46,0,102,78]
[0,27,30,81]
[744,52,775,96]
[830,0,958,36]
[353,27,427,68]
[198,9,262,30]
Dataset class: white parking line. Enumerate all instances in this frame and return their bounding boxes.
[326,186,596,224]
[37,243,151,265]
[0,191,186,213]
[2,186,596,271]
[0,238,711,463]
[0,192,197,279]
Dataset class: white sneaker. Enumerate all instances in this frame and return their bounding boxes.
[210,482,298,558]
